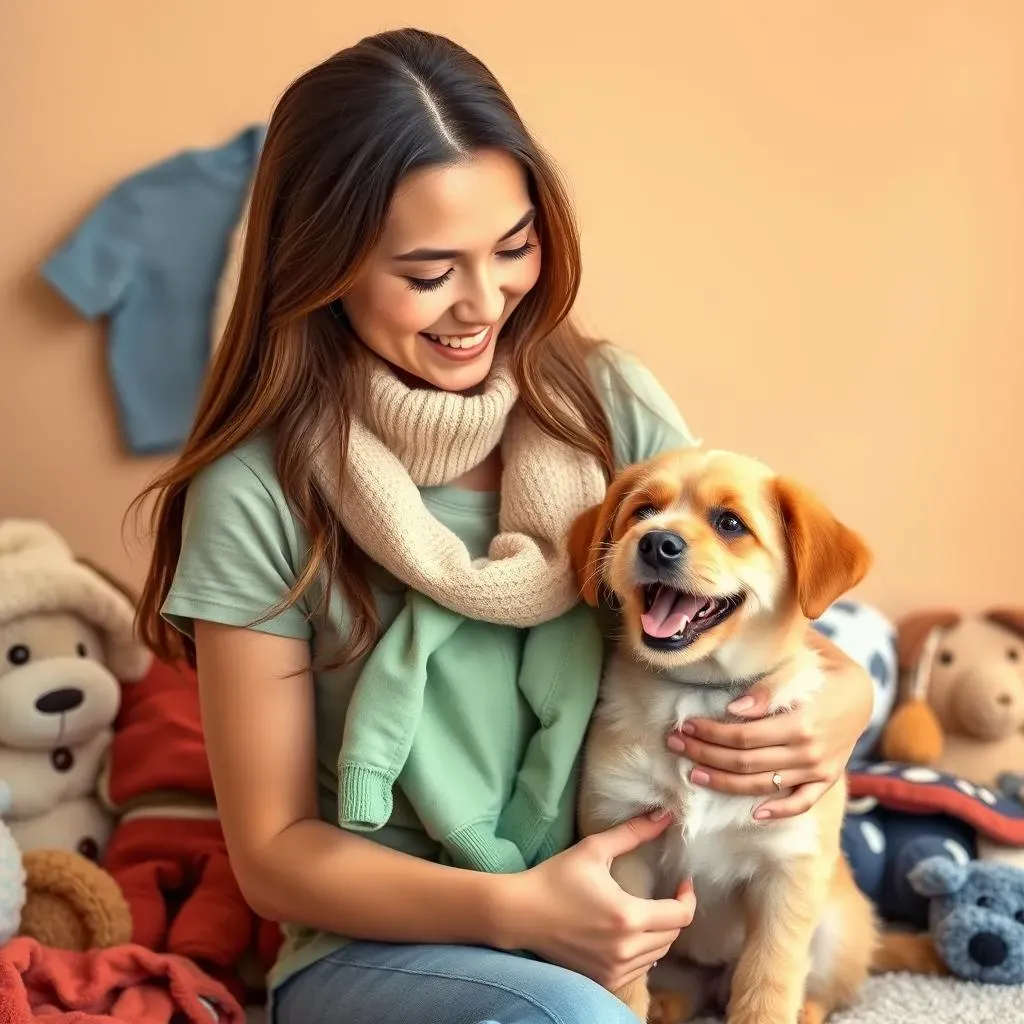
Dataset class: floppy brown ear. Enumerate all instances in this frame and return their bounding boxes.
[895,609,961,674]
[984,608,1024,641]
[774,477,872,620]
[567,463,648,607]
[568,504,605,607]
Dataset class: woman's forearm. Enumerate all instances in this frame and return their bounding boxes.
[235,817,515,947]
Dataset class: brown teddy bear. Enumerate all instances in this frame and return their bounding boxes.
[0,519,152,861]
[881,608,1024,791]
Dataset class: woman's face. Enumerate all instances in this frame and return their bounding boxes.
[342,148,542,392]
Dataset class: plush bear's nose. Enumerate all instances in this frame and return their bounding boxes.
[968,931,1008,968]
[34,687,85,715]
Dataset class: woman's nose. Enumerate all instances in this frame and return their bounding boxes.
[452,267,505,325]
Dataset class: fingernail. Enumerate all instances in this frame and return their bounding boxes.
[753,807,771,820]
[648,808,670,821]
[680,722,696,735]
[729,696,755,713]
[667,735,686,753]
[690,769,710,786]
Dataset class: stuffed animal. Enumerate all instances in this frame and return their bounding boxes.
[907,855,1024,984]
[0,520,152,860]
[0,781,27,945]
[810,598,899,763]
[881,607,1024,791]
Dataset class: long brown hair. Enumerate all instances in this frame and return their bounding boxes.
[133,27,618,667]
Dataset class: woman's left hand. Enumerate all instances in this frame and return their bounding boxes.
[665,629,874,821]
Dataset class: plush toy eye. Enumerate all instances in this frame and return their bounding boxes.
[6,645,29,666]
[1009,648,1020,662]
[977,895,996,909]
[76,643,88,658]
[938,650,954,665]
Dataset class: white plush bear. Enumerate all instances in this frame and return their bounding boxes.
[0,520,151,861]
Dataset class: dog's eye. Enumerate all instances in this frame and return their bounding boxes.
[6,645,29,666]
[1016,910,1024,925]
[938,650,954,666]
[977,895,996,909]
[76,643,88,658]
[713,511,747,536]
[633,504,659,520]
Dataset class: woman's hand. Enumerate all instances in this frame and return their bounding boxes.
[666,629,873,820]
[499,811,696,989]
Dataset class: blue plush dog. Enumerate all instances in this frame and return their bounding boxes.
[908,855,1024,985]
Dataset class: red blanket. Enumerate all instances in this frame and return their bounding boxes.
[0,937,244,1023]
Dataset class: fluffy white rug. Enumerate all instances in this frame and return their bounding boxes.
[689,974,1023,1024]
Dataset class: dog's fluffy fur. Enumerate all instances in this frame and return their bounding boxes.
[570,447,879,1024]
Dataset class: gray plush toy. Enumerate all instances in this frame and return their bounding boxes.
[908,855,1024,985]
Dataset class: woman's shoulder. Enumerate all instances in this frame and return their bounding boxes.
[585,340,701,468]
[167,433,313,640]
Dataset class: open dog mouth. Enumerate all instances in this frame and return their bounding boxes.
[639,585,745,650]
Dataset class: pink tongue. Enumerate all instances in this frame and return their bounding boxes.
[642,589,706,639]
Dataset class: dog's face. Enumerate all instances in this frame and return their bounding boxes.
[569,448,871,669]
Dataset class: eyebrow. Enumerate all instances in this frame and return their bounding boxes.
[392,208,536,262]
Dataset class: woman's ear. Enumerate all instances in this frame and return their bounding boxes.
[773,477,872,620]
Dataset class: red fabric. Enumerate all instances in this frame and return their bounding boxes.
[103,818,257,963]
[107,659,212,809]
[848,766,1024,845]
[0,936,244,1024]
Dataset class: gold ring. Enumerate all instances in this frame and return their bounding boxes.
[771,772,783,792]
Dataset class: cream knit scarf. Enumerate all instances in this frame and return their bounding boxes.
[314,350,606,626]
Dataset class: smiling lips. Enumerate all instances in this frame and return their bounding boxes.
[422,326,491,350]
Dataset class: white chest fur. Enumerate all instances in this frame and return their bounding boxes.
[585,651,824,900]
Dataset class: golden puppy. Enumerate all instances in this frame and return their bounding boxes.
[570,447,878,1024]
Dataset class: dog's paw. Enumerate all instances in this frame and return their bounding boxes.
[798,998,826,1024]
[648,989,692,1024]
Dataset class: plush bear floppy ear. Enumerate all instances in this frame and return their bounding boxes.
[908,855,969,899]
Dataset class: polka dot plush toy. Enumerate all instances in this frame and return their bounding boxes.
[810,598,898,763]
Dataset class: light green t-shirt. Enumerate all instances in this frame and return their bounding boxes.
[161,346,697,993]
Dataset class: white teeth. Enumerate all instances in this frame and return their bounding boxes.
[425,328,489,349]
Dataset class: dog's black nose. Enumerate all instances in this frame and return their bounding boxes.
[968,931,1008,968]
[35,688,85,715]
[638,530,686,571]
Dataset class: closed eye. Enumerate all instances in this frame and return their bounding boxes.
[406,241,537,293]
[633,504,660,521]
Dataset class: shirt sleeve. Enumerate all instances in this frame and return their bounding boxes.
[592,345,702,468]
[161,444,313,641]
[41,181,144,319]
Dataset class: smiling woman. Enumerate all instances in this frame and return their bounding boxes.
[131,25,875,1024]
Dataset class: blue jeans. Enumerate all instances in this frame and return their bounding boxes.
[273,942,639,1024]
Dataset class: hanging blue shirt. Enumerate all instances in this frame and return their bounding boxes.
[41,124,266,455]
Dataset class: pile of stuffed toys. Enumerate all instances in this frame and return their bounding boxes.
[814,600,1024,985]
[0,519,277,1021]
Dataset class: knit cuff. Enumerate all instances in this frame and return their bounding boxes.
[337,763,393,831]
[444,822,528,874]
[499,786,551,865]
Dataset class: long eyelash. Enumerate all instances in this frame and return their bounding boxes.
[498,241,537,261]
[406,269,453,293]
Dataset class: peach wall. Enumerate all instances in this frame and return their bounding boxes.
[3,2,1022,616]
